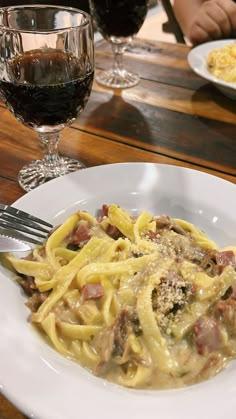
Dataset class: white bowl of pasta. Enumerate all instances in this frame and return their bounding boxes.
[188,39,236,100]
[0,162,236,419]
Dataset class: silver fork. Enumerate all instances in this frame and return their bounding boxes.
[0,204,53,245]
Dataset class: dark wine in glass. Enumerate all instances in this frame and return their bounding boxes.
[89,0,149,89]
[1,50,94,128]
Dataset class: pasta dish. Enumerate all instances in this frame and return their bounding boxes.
[5,204,236,389]
[207,43,236,83]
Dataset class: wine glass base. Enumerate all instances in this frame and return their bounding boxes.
[96,69,139,89]
[18,156,85,192]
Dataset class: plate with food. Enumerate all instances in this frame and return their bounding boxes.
[187,39,236,99]
[0,162,236,419]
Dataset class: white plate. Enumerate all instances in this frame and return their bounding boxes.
[188,39,236,99]
[0,163,236,419]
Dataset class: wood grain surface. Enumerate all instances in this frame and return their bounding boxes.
[0,37,235,419]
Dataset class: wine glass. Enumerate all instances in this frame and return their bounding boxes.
[89,0,149,89]
[0,5,94,192]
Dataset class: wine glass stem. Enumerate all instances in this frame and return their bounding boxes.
[39,132,61,171]
[111,42,126,74]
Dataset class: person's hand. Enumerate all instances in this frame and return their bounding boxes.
[186,0,236,45]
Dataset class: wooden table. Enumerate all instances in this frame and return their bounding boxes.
[0,38,235,419]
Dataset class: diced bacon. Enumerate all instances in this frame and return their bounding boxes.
[102,204,109,217]
[97,204,109,222]
[194,316,223,355]
[106,224,122,239]
[72,220,91,245]
[81,283,104,300]
[216,250,236,274]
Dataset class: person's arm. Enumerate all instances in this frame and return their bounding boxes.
[173,0,236,45]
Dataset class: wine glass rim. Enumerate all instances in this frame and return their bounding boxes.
[0,4,91,33]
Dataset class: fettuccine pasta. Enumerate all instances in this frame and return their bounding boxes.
[5,204,236,389]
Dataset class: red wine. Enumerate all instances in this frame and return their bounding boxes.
[0,49,94,128]
[92,0,149,39]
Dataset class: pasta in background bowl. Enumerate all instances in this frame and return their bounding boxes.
[207,44,236,83]
[0,163,236,419]
[188,39,236,100]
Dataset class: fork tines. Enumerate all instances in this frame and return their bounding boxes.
[0,204,53,245]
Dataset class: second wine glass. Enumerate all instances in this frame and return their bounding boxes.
[89,0,149,89]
